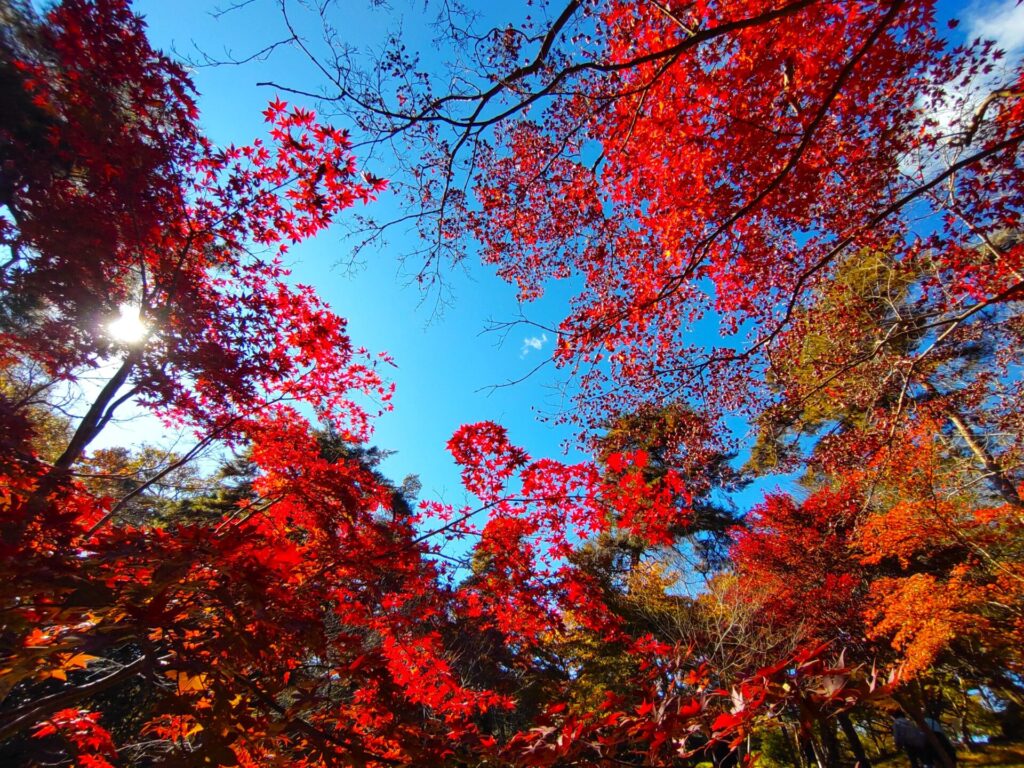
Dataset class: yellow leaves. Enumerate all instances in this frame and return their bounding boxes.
[865,572,986,677]
[164,669,209,693]
[143,714,204,742]
[63,652,100,670]
[625,561,677,612]
[36,652,101,682]
[185,722,204,738]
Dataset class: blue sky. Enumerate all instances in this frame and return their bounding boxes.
[123,0,593,506]
[123,0,1024,513]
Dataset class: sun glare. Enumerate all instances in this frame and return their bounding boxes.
[108,304,149,345]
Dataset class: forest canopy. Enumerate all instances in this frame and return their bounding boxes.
[1,0,1023,766]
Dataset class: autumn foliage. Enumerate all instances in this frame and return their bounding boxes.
[2,0,1023,766]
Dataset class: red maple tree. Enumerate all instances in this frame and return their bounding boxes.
[1,2,794,765]
[7,0,1021,765]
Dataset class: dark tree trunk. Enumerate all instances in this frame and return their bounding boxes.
[898,696,955,768]
[814,718,841,768]
[781,725,804,768]
[956,678,975,752]
[838,712,872,768]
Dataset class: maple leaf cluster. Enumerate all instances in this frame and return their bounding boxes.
[321,0,1024,760]
[0,2,781,765]
[3,0,1024,765]
[1,1,498,764]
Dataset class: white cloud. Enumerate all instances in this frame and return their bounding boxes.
[964,0,1024,55]
[520,333,548,358]
[906,0,1023,175]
